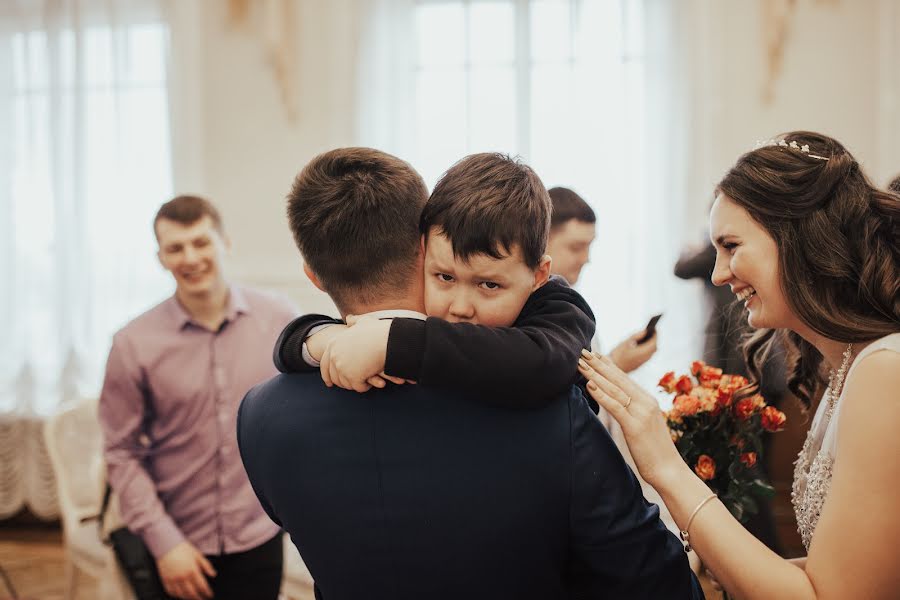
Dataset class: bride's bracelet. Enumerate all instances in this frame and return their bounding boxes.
[679,493,717,553]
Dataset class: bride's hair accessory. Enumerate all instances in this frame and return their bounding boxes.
[754,138,830,161]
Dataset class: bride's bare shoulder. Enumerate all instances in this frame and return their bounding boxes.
[839,349,900,440]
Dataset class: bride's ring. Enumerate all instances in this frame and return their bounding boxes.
[623,396,632,409]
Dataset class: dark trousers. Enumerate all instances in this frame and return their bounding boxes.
[201,533,284,600]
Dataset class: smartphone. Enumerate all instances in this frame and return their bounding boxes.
[636,314,663,345]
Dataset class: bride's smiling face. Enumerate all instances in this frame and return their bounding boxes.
[709,194,798,330]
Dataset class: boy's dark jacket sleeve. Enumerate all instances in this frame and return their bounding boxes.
[273,313,343,373]
[384,276,595,408]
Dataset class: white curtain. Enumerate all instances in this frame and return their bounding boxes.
[353,0,706,393]
[0,0,174,519]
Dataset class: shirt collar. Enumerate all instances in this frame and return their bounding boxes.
[167,284,249,330]
[359,309,427,321]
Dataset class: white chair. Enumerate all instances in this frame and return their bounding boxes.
[43,398,133,600]
[281,534,316,600]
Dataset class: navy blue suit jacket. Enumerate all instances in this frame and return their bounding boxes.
[238,374,703,600]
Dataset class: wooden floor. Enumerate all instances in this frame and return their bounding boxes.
[0,523,721,599]
[0,526,99,600]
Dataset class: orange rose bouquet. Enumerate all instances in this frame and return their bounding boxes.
[660,360,787,522]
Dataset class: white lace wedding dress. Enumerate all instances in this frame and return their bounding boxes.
[791,332,900,550]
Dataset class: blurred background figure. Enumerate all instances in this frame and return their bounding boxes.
[547,187,658,373]
[889,174,900,193]
[99,196,297,600]
[674,238,785,554]
[547,187,701,569]
[674,241,745,374]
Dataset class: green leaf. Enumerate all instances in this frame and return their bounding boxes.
[750,479,776,499]
[740,495,759,515]
[749,434,763,454]
[725,499,745,522]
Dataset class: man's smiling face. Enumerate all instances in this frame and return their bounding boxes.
[156,215,229,297]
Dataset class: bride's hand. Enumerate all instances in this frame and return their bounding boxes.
[578,350,686,489]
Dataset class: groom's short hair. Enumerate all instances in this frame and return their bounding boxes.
[287,148,428,312]
[421,153,551,269]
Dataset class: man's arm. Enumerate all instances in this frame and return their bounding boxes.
[385,277,595,407]
[98,333,185,559]
[567,391,703,599]
[100,333,218,600]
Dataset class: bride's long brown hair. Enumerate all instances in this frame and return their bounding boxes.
[715,131,900,408]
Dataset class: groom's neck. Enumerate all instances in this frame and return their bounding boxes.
[340,283,426,317]
[342,300,425,318]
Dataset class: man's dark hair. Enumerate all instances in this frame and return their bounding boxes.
[420,153,551,269]
[154,195,224,238]
[287,147,428,313]
[548,187,596,230]
[889,173,900,194]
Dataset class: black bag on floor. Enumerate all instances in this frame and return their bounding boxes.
[91,483,169,600]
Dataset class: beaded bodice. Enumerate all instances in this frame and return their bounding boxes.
[791,417,835,551]
[791,335,900,551]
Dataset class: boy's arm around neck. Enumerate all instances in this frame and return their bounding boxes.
[274,313,343,373]
[384,277,595,408]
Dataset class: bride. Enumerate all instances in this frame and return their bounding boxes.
[579,131,900,599]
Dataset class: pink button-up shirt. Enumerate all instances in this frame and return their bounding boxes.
[99,285,297,558]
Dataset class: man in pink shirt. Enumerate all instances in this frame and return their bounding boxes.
[99,195,298,600]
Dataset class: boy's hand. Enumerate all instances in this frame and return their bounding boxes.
[306,323,348,363]
[320,316,393,392]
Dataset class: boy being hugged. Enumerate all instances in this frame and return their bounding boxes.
[278,152,595,406]
[240,148,701,600]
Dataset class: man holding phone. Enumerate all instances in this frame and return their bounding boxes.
[545,187,658,373]
[546,188,696,570]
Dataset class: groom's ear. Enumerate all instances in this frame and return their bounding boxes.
[532,254,552,291]
[303,263,326,292]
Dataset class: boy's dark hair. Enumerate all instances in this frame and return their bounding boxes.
[421,153,551,268]
[889,173,900,194]
[287,147,428,313]
[548,187,596,229]
[154,195,224,239]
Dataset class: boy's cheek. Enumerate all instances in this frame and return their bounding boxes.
[474,296,524,328]
[423,286,449,319]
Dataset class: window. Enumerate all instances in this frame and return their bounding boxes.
[410,0,653,352]
[3,16,173,413]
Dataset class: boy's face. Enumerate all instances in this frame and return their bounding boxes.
[423,228,551,327]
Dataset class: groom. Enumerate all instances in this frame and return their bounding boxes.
[237,148,702,599]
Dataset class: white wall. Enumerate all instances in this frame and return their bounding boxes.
[170,0,364,315]
[681,0,899,229]
[168,0,900,316]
